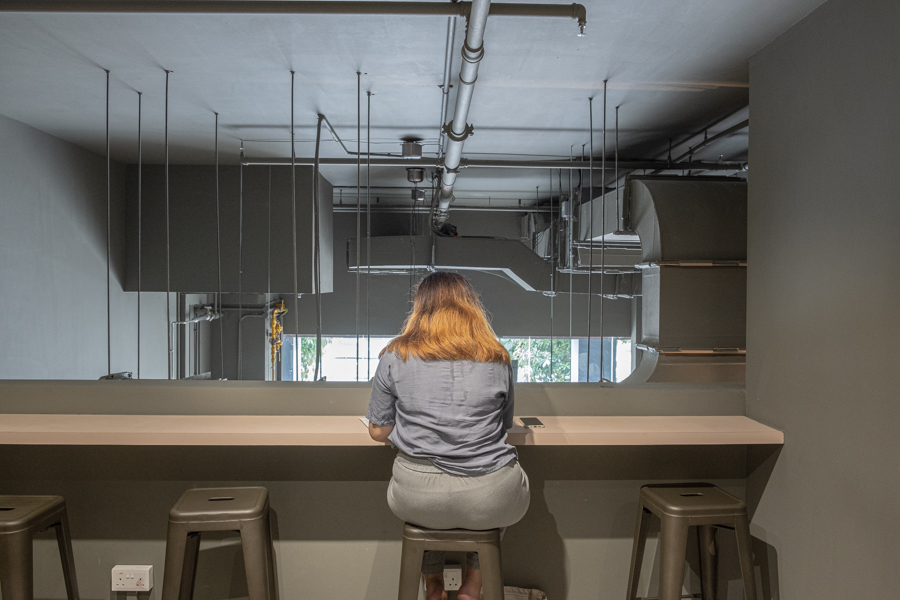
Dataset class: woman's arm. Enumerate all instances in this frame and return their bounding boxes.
[368,422,394,443]
[367,354,397,443]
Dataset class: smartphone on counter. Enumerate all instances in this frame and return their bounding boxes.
[519,417,544,428]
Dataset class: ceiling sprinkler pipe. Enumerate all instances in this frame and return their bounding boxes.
[2,0,586,32]
[437,0,491,223]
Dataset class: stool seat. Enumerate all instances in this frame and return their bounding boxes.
[0,495,79,600]
[626,483,757,600]
[0,495,67,533]
[403,524,502,545]
[162,487,276,600]
[640,484,747,521]
[398,523,504,600]
[169,487,268,523]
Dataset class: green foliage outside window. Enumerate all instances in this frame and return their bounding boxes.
[296,337,331,381]
[500,338,571,382]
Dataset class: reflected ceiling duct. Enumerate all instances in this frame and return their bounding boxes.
[620,176,748,384]
[347,235,641,297]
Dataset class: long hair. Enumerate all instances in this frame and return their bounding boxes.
[381,272,510,364]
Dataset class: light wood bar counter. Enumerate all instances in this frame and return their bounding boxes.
[0,414,782,447]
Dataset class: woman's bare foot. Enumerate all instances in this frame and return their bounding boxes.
[424,573,448,600]
[458,567,482,600]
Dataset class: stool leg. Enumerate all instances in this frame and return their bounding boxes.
[179,533,201,600]
[241,515,276,600]
[697,525,717,600]
[476,541,504,600]
[734,517,758,600]
[161,523,198,600]
[658,518,689,600]
[397,537,425,600]
[0,531,34,600]
[53,509,81,600]
[625,505,650,600]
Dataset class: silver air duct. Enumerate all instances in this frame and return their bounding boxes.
[436,0,491,224]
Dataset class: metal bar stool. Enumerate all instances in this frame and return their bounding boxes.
[161,487,276,600]
[0,495,80,600]
[626,483,757,600]
[398,523,504,600]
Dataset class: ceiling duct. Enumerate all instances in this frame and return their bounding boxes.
[621,176,747,384]
[347,235,641,297]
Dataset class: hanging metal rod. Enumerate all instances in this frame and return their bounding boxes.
[3,1,587,33]
[242,156,747,171]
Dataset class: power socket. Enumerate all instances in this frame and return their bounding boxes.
[443,564,462,591]
[111,565,153,592]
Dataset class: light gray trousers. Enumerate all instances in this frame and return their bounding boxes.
[387,453,530,574]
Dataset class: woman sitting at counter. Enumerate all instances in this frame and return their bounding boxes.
[367,271,531,600]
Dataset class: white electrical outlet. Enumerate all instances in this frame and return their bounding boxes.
[111,565,154,592]
[443,564,462,591]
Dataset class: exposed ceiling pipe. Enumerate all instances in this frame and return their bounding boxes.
[320,113,395,158]
[435,0,491,225]
[243,156,748,171]
[1,1,587,34]
[671,119,749,164]
[334,204,555,213]
[438,17,458,159]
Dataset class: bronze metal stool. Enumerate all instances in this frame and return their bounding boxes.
[398,523,503,600]
[161,487,276,600]
[626,483,757,600]
[0,495,80,600]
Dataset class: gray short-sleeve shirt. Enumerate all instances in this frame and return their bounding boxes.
[366,352,517,476]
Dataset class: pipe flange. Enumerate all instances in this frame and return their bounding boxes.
[442,122,474,143]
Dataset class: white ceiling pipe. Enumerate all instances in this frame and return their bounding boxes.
[436,0,491,224]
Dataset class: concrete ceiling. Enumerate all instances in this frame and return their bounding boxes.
[0,0,825,206]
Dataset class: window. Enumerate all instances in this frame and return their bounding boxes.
[283,335,634,383]
[500,337,633,383]
[282,336,392,382]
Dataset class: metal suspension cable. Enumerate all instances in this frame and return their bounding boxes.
[267,166,272,379]
[586,97,593,382]
[615,105,621,231]
[215,112,224,379]
[136,91,142,379]
[238,140,244,380]
[313,115,324,381]
[165,69,172,380]
[548,171,554,381]
[569,145,573,341]
[290,71,301,382]
[356,72,361,382]
[366,91,372,379]
[599,80,607,382]
[105,70,111,377]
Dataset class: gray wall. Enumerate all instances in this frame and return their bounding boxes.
[0,113,168,379]
[746,0,900,596]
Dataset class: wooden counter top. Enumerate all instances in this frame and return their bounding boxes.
[0,414,782,446]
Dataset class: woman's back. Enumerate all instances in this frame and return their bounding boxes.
[368,352,516,476]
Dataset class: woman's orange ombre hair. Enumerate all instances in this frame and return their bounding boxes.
[381,272,510,364]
